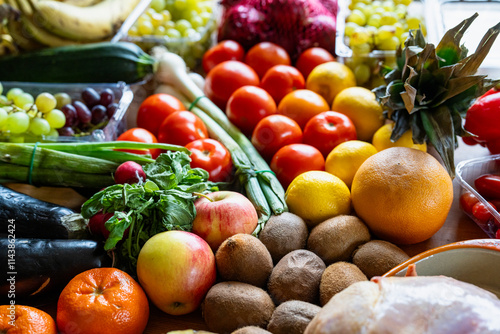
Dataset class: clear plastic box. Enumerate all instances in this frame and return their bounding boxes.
[0,81,134,142]
[456,154,500,238]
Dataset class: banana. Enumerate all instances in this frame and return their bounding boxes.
[55,0,104,7]
[19,11,82,46]
[28,0,142,41]
[4,3,43,50]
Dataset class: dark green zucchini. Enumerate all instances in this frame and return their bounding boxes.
[0,238,112,301]
[0,41,156,83]
[0,184,88,239]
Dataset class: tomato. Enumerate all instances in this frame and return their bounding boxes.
[260,65,305,105]
[204,60,260,110]
[136,93,186,136]
[459,192,480,215]
[472,201,496,223]
[157,111,208,146]
[202,40,245,74]
[303,111,357,157]
[244,42,291,78]
[116,127,161,159]
[251,114,303,162]
[486,137,500,155]
[185,138,233,182]
[475,174,500,200]
[226,86,277,137]
[295,47,336,80]
[270,143,325,189]
[464,88,500,142]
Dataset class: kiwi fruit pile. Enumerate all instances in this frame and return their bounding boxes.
[200,212,410,333]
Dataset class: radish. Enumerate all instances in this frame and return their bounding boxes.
[114,161,146,185]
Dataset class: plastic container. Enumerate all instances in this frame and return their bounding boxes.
[456,154,500,238]
[0,81,134,143]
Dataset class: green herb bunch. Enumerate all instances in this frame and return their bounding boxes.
[373,13,500,177]
[81,150,218,272]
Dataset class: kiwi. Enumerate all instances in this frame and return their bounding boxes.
[216,233,273,287]
[258,213,309,264]
[319,261,368,306]
[267,249,326,305]
[307,215,371,265]
[267,300,322,334]
[231,326,272,334]
[352,239,410,279]
[202,281,275,334]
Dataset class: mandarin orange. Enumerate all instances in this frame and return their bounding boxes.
[0,304,57,334]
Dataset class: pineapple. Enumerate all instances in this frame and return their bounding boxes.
[373,13,500,177]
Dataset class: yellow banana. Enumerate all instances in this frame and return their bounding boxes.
[4,4,43,50]
[19,12,83,46]
[28,0,142,41]
[55,0,104,7]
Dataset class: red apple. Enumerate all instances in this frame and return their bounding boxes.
[136,230,216,315]
[191,191,259,250]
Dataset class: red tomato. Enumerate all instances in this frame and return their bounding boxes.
[459,192,479,215]
[295,47,336,79]
[202,40,245,74]
[244,42,291,79]
[260,65,305,105]
[136,93,185,136]
[270,143,325,189]
[487,138,500,155]
[226,86,277,137]
[116,127,161,159]
[157,111,208,146]
[251,114,303,162]
[185,138,233,182]
[472,201,496,223]
[303,111,357,157]
[204,60,260,110]
[475,174,500,200]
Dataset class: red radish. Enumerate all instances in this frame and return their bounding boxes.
[88,210,114,238]
[114,161,146,184]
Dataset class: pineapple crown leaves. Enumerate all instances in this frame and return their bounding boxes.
[373,13,500,178]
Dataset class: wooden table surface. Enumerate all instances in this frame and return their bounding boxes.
[8,139,492,333]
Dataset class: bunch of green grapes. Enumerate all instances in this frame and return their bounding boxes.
[343,0,425,85]
[0,83,66,142]
[129,0,214,39]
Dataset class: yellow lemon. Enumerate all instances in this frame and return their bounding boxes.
[285,171,351,228]
[306,61,357,105]
[372,122,427,152]
[325,140,378,188]
[331,87,385,142]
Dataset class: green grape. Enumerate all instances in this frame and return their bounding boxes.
[367,14,382,28]
[128,26,139,36]
[349,27,371,46]
[45,109,66,129]
[382,0,395,11]
[344,22,359,37]
[6,88,23,101]
[0,95,8,106]
[155,25,167,35]
[400,31,410,44]
[394,22,404,38]
[0,82,3,96]
[377,36,400,50]
[150,0,166,11]
[29,117,51,136]
[190,15,204,29]
[14,92,34,108]
[163,20,175,29]
[395,0,412,6]
[145,8,157,16]
[138,13,152,25]
[22,103,36,112]
[174,0,187,10]
[0,107,7,126]
[165,28,182,38]
[199,12,212,25]
[380,12,399,26]
[5,112,30,134]
[54,92,72,109]
[35,92,57,113]
[351,42,372,55]
[161,9,172,22]
[373,6,385,16]
[175,19,192,34]
[151,12,164,28]
[347,9,366,26]
[354,63,371,85]
[376,25,396,41]
[138,20,154,35]
[406,16,422,30]
[365,26,378,38]
[46,128,59,139]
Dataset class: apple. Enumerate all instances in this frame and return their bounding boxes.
[136,230,216,316]
[191,191,259,250]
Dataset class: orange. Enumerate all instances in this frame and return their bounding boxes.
[277,89,330,129]
[56,268,149,334]
[0,305,57,334]
[351,147,453,245]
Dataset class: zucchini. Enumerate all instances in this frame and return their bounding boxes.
[0,41,157,83]
[0,238,111,301]
[0,184,88,239]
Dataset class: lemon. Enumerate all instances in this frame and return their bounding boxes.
[331,87,385,142]
[285,171,351,228]
[306,61,356,105]
[372,123,427,152]
[325,140,378,188]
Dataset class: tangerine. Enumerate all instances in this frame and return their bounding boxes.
[0,305,57,334]
[277,89,330,129]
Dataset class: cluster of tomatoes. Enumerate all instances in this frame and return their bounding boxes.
[459,173,500,238]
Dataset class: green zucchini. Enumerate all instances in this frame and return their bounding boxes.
[0,41,157,83]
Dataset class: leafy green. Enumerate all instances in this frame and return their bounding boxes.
[81,150,218,272]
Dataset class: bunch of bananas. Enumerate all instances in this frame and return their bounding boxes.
[0,0,142,54]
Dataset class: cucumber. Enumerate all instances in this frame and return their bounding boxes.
[0,42,157,83]
[0,184,88,239]
[0,238,111,302]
